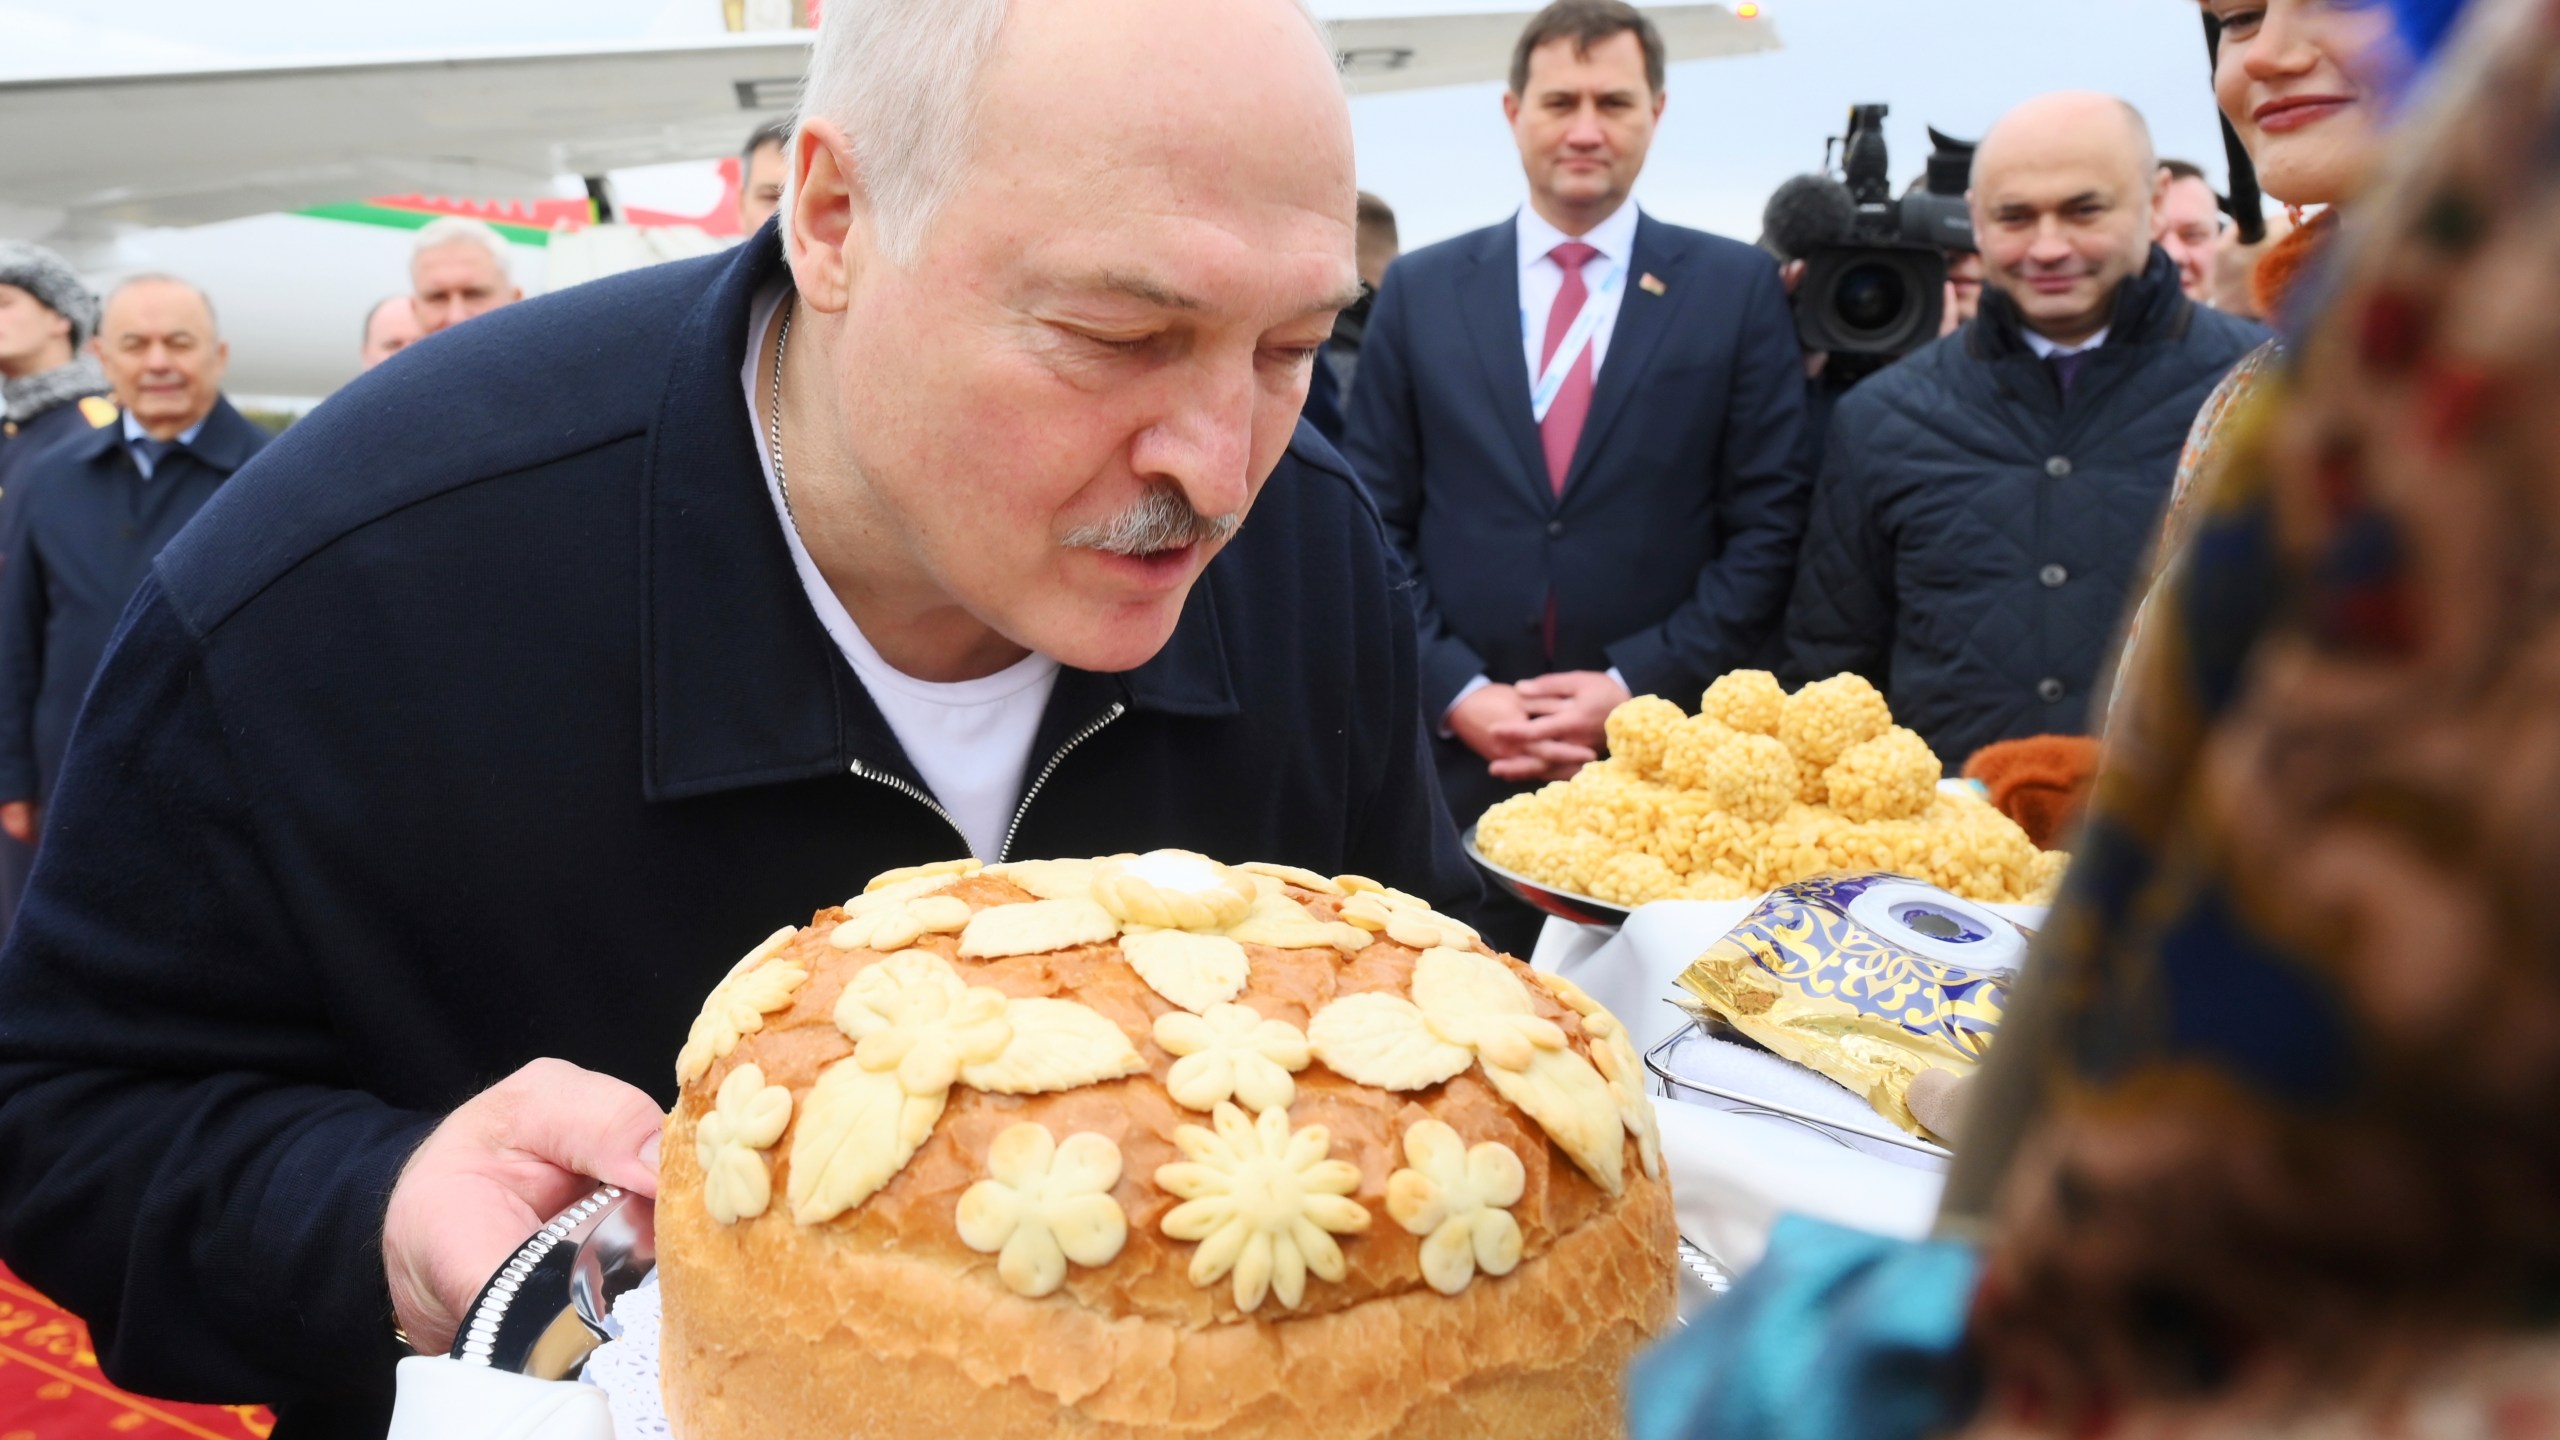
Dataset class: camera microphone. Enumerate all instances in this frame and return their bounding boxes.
[1758,175,1858,264]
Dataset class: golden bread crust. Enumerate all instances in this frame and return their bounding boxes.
[658,865,1676,1436]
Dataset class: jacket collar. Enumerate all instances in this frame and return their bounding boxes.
[638,226,1237,804]
[1971,245,2193,363]
[61,395,263,474]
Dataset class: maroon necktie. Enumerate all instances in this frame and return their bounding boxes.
[1539,241,1601,495]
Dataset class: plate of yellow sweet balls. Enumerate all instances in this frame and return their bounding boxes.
[1470,671,2067,918]
[601,849,1677,1439]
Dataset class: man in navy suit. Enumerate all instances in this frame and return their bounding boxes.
[1345,0,1811,849]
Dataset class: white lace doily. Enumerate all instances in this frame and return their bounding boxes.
[581,1271,671,1439]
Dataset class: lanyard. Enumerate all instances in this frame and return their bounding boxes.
[1528,260,1623,424]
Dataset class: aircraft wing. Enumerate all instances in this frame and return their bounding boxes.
[0,5,1776,243]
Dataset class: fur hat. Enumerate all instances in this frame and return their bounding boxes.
[0,242,101,348]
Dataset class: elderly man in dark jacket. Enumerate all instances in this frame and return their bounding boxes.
[0,275,265,833]
[1786,93,2265,765]
[0,4,1473,1435]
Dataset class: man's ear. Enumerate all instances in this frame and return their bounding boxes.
[787,118,868,314]
[1501,90,1522,127]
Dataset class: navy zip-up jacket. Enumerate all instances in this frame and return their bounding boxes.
[0,395,266,803]
[0,232,1479,1437]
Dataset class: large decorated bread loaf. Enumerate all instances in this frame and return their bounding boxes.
[657,851,1677,1439]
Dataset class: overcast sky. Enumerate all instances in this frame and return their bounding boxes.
[8,0,2234,245]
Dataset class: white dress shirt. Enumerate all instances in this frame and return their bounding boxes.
[741,283,1060,862]
[1443,201,1644,734]
[1517,200,1643,388]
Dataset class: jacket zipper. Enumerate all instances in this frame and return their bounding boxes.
[848,758,974,858]
[998,702,1126,862]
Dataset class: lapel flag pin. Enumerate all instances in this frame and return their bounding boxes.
[1639,272,1668,296]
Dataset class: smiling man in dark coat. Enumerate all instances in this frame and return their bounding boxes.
[1785,93,2265,764]
[0,1,1475,1434]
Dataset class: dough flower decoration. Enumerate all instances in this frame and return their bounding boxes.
[786,950,1144,1225]
[1535,973,1663,1181]
[1153,1003,1310,1112]
[1335,884,1480,952]
[1385,1121,1527,1296]
[696,1062,793,1225]
[1308,947,1626,1194]
[955,1123,1129,1299]
[675,926,809,1086]
[831,892,975,953]
[1155,1102,1372,1313]
[1092,849,1259,932]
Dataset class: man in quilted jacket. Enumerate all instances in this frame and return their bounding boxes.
[1784,92,2264,765]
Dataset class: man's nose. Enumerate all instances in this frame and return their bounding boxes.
[1129,361,1256,521]
[2027,219,2075,262]
[1563,105,1607,147]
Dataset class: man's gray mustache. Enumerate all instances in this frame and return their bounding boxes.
[1061,486,1242,557]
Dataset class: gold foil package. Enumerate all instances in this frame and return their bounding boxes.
[1675,873,2020,1138]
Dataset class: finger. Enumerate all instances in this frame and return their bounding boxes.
[1512,674,1570,698]
[484,1059,667,1199]
[1526,741,1600,766]
[1488,757,1549,782]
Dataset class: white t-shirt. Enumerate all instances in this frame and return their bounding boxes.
[741,283,1060,862]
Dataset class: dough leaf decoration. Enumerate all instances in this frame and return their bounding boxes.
[1537,972,1664,1181]
[1154,1003,1310,1112]
[697,1062,793,1225]
[1238,861,1346,897]
[957,997,1146,1094]
[789,1059,945,1224]
[861,858,982,895]
[1385,1120,1526,1295]
[981,857,1107,902]
[957,897,1123,959]
[675,927,808,1086]
[1479,1045,1625,1196]
[1120,928,1251,1013]
[1304,992,1474,1091]
[1223,889,1365,952]
[955,1124,1129,1299]
[1154,1102,1371,1313]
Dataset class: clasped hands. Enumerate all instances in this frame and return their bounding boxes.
[1449,671,1630,784]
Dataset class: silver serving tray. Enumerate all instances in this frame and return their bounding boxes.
[1461,826,1634,928]
[447,1185,657,1378]
[1645,1018,1953,1163]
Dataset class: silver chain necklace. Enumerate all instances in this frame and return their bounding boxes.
[766,294,796,521]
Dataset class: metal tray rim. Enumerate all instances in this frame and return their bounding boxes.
[1643,1023,1955,1160]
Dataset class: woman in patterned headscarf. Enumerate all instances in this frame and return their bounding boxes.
[1636,1,2560,1435]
